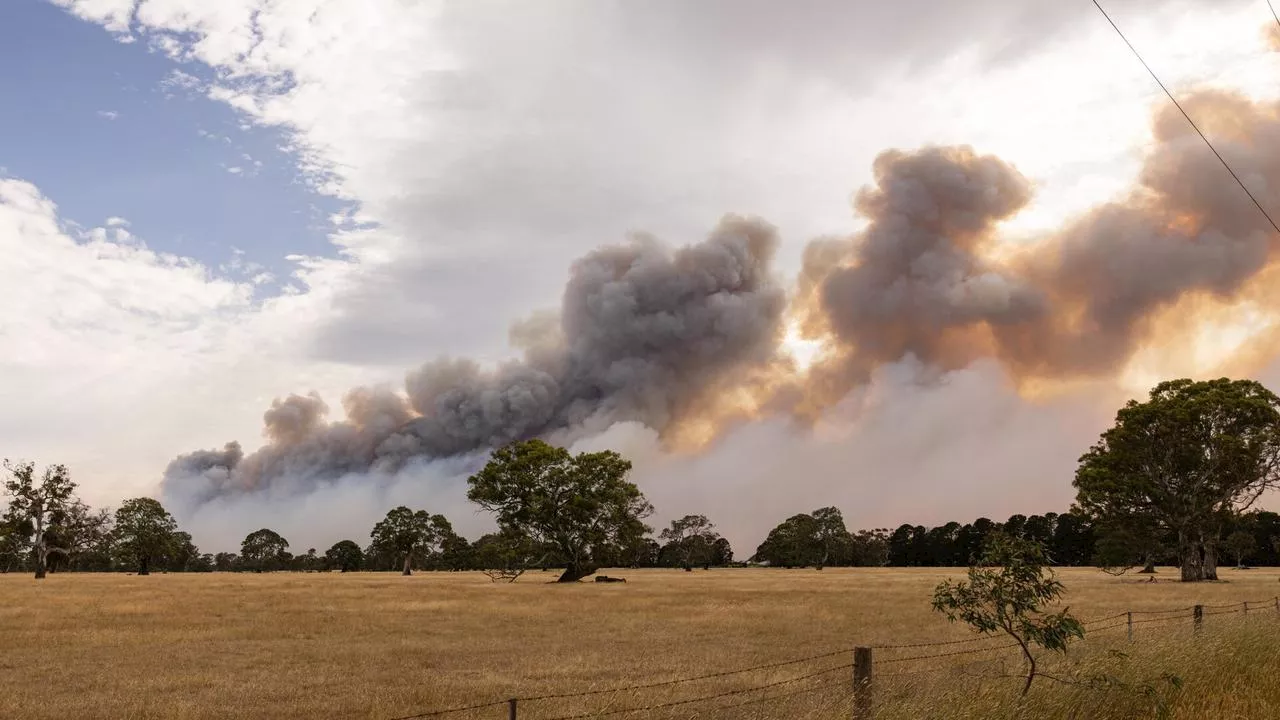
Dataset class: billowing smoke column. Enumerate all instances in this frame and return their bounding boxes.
[165,216,788,503]
[798,89,1280,407]
[169,89,1280,507]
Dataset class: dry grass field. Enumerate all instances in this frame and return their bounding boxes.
[2,567,1279,719]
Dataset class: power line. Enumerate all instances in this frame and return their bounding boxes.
[1090,0,1280,235]
[1269,0,1280,34]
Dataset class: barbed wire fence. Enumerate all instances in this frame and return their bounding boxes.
[390,596,1280,720]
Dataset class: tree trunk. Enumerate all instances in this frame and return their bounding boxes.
[556,563,597,583]
[33,542,48,580]
[1178,531,1204,582]
[1203,542,1218,581]
[401,554,412,576]
[33,514,47,580]
[1022,653,1037,696]
[138,555,150,576]
[1137,553,1156,574]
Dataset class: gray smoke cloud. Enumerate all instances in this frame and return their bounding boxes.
[164,215,787,504]
[797,90,1280,408]
[168,89,1280,519]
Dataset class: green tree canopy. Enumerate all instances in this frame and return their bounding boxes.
[325,540,364,572]
[810,506,850,569]
[112,497,179,575]
[369,506,452,575]
[3,459,78,579]
[240,528,289,572]
[751,507,852,569]
[658,514,721,570]
[467,439,653,582]
[753,513,813,568]
[932,533,1084,695]
[1074,378,1280,582]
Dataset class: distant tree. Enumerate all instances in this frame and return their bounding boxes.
[2,460,78,579]
[0,515,30,574]
[213,552,240,572]
[467,439,653,583]
[240,529,289,572]
[1092,516,1167,575]
[1023,514,1056,547]
[45,500,113,572]
[810,507,850,569]
[166,531,201,572]
[324,540,364,572]
[924,521,963,567]
[188,553,215,572]
[607,532,659,569]
[369,506,453,576]
[1003,514,1028,539]
[1075,379,1280,582]
[1225,530,1257,569]
[709,537,733,566]
[659,515,721,570]
[753,513,824,568]
[437,533,472,571]
[473,530,542,583]
[112,498,179,575]
[849,529,890,567]
[1226,510,1280,567]
[932,533,1085,695]
[1047,512,1095,567]
[292,548,321,572]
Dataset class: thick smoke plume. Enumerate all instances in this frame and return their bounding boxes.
[797,89,1280,410]
[168,89,1280,508]
[165,216,788,503]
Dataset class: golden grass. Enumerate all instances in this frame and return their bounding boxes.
[1,567,1278,719]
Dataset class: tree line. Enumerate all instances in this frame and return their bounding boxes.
[0,450,736,578]
[5,377,1280,582]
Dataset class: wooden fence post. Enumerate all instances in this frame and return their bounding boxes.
[507,698,517,720]
[1126,611,1133,642]
[1275,596,1279,616]
[1244,601,1249,616]
[1193,605,1203,634]
[853,646,873,720]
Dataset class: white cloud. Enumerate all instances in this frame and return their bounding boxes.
[96,110,120,120]
[50,0,135,35]
[159,68,203,97]
[0,177,390,510]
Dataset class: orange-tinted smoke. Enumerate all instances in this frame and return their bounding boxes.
[797,89,1280,413]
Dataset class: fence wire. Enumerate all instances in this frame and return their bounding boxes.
[392,595,1278,719]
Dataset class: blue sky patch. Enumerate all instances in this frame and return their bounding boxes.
[0,0,344,284]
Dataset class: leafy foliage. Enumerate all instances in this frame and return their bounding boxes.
[473,530,543,583]
[658,515,721,570]
[240,528,290,572]
[1075,378,1280,581]
[467,439,653,582]
[2,459,78,579]
[369,506,453,575]
[112,497,179,575]
[932,533,1085,695]
[1224,530,1256,568]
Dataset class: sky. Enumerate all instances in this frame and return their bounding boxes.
[4,0,1280,555]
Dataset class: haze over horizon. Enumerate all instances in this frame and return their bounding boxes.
[5,0,1280,555]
